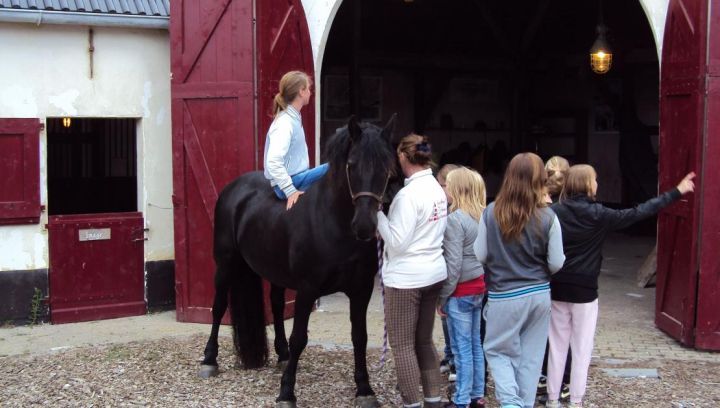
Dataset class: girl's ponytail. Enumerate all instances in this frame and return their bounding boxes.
[273,93,287,117]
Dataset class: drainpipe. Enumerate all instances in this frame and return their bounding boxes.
[0,9,168,30]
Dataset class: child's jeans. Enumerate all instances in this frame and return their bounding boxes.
[446,294,486,407]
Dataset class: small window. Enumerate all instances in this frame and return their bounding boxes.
[47,118,138,216]
[0,118,42,225]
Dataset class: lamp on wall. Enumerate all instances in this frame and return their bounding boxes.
[590,0,612,74]
[62,117,72,128]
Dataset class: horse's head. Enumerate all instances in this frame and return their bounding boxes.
[326,114,397,241]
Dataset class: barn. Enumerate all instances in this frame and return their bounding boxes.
[0,0,718,351]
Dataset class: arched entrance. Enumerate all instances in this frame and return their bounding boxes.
[313,0,719,350]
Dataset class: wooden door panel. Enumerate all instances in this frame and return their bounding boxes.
[171,0,255,323]
[656,0,707,346]
[48,213,145,324]
[696,72,720,350]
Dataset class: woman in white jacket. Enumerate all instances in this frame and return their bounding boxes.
[377,134,448,408]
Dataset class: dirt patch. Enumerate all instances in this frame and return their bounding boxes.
[1,334,719,407]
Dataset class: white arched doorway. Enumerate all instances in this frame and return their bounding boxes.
[302,0,670,154]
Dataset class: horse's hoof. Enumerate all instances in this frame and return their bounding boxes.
[275,401,296,408]
[198,364,219,378]
[276,359,289,372]
[355,395,380,408]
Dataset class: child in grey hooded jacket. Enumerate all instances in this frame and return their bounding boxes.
[438,167,488,408]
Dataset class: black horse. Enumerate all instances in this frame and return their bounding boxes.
[199,115,398,408]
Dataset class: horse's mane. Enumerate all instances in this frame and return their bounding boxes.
[323,122,396,193]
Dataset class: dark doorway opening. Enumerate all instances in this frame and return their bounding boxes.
[322,0,659,229]
[47,118,137,215]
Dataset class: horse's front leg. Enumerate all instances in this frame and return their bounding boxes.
[271,284,290,369]
[349,283,379,408]
[276,291,315,407]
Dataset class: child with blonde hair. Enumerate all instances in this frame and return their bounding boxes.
[546,165,695,408]
[438,167,487,408]
[436,163,461,378]
[263,71,326,210]
[545,156,570,202]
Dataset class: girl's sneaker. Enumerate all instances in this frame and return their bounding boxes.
[567,402,583,408]
[469,397,486,408]
[439,358,453,374]
[545,400,561,408]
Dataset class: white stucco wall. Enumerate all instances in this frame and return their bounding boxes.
[0,23,172,271]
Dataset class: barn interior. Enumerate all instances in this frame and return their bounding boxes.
[47,118,138,216]
[321,0,660,233]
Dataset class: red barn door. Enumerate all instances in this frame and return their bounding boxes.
[656,0,708,347]
[171,0,314,323]
[170,0,256,323]
[695,0,720,350]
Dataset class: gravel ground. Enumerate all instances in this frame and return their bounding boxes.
[2,334,719,407]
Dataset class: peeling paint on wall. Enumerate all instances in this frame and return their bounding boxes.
[48,89,80,115]
[142,81,153,118]
[156,106,166,126]
[0,228,47,271]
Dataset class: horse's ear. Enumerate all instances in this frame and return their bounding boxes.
[381,113,397,142]
[348,115,362,142]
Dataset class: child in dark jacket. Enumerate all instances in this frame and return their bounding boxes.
[545,165,695,408]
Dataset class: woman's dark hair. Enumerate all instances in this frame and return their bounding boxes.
[397,133,433,167]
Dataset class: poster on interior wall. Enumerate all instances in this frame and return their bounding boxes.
[323,75,382,121]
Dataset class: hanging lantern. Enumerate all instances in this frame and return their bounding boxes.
[62,117,72,128]
[590,24,612,74]
[590,0,612,74]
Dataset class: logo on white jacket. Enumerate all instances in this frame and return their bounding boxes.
[428,200,448,222]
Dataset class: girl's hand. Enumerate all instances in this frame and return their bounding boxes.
[436,304,447,317]
[286,191,304,210]
[676,172,696,195]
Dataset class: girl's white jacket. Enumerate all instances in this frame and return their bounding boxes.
[377,169,448,289]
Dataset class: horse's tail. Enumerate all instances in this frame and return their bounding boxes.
[228,262,268,369]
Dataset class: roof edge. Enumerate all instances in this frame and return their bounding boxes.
[0,9,168,30]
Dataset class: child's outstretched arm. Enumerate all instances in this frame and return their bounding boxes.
[604,172,696,230]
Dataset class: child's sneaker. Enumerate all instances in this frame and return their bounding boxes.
[440,358,452,374]
[545,400,561,408]
[567,402,583,408]
[537,375,548,393]
[559,384,571,401]
[447,365,456,382]
[469,397,486,408]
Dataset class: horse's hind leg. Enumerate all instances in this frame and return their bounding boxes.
[276,291,315,407]
[271,284,290,369]
[349,282,379,408]
[198,259,232,378]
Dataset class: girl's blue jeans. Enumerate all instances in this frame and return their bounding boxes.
[273,163,329,199]
[446,294,486,407]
